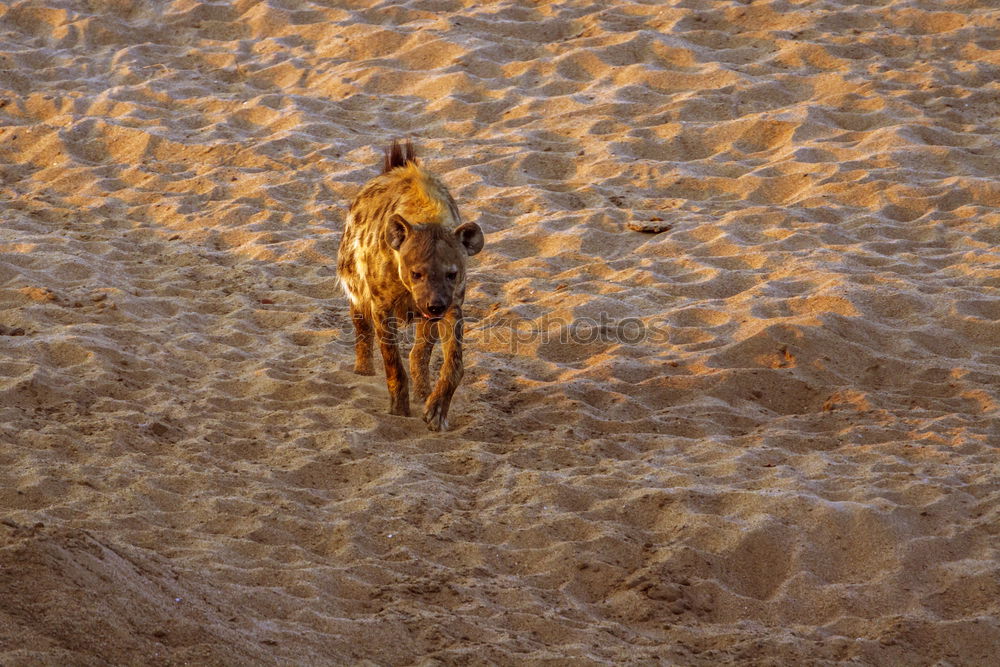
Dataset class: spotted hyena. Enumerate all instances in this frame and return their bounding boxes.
[337,141,484,431]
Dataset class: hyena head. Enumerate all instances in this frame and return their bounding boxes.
[387,214,484,321]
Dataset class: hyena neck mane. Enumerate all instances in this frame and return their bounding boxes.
[383,140,417,173]
[389,172,458,229]
[379,140,459,227]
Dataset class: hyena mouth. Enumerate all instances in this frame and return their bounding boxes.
[419,305,449,321]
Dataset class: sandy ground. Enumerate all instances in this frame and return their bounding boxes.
[1,0,999,664]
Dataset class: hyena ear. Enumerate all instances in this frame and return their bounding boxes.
[454,222,484,256]
[386,214,411,251]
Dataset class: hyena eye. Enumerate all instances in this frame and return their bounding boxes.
[446,271,457,280]
[411,271,422,280]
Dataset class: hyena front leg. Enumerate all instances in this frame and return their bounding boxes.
[423,307,463,432]
[409,317,439,401]
[374,313,410,417]
[350,303,375,376]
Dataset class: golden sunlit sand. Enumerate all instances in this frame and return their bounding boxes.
[1,0,998,663]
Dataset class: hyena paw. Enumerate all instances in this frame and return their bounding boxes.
[422,395,449,432]
[389,395,411,417]
[353,362,375,376]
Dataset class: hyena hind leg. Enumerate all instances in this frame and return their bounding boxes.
[351,304,376,376]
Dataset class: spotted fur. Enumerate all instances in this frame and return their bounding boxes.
[336,141,484,431]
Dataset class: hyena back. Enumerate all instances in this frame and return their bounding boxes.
[336,141,484,431]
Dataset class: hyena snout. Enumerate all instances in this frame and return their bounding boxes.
[410,284,455,320]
